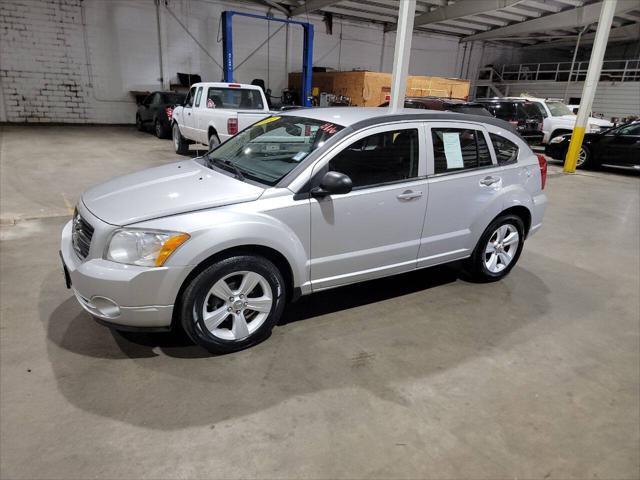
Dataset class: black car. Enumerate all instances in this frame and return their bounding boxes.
[545,121,640,170]
[136,91,186,138]
[379,97,493,117]
[476,98,544,145]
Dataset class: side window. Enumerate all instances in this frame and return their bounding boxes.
[151,93,161,105]
[329,128,419,189]
[489,133,519,165]
[533,102,548,118]
[194,87,203,108]
[184,87,196,107]
[432,128,493,174]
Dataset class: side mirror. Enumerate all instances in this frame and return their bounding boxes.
[311,171,352,197]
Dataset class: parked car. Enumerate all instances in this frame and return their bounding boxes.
[545,120,640,170]
[60,108,547,354]
[379,97,493,117]
[171,82,271,153]
[136,91,186,138]
[479,96,613,144]
[475,98,545,145]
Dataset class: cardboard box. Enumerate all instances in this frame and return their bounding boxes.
[288,71,470,106]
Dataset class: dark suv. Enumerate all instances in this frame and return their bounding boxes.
[476,98,544,145]
[379,97,493,117]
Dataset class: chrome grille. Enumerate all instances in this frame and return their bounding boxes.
[72,210,94,259]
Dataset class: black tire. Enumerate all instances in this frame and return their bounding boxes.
[172,123,189,154]
[575,145,592,170]
[180,255,287,354]
[155,119,169,139]
[208,132,221,151]
[136,114,143,131]
[464,214,526,283]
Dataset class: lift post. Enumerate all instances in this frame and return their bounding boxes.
[221,11,314,107]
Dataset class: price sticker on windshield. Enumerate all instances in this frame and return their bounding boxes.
[319,123,338,134]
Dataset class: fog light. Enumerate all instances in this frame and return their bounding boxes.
[91,296,120,318]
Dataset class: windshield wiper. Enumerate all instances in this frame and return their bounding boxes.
[208,157,245,181]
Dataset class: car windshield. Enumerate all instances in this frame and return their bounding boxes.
[163,93,185,104]
[205,116,344,186]
[546,101,574,117]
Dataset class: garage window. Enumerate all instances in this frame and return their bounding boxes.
[489,133,519,165]
[431,128,493,174]
[329,129,419,189]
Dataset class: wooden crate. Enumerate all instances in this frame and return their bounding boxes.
[289,71,470,106]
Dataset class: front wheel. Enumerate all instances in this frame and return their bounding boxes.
[180,255,287,354]
[172,123,189,154]
[575,145,592,169]
[464,214,525,282]
[136,114,143,131]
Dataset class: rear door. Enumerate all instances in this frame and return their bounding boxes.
[418,122,503,267]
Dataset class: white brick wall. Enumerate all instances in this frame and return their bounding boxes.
[0,0,516,124]
[0,0,91,122]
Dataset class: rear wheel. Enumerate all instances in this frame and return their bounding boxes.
[173,123,189,154]
[155,119,169,139]
[208,132,221,151]
[464,214,525,282]
[180,255,286,354]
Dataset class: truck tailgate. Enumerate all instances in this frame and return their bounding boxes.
[237,111,273,130]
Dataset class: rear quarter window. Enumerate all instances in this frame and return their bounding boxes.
[489,133,519,165]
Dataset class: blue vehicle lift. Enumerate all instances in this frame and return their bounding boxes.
[221,11,314,107]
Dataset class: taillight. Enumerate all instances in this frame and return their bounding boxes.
[509,120,519,127]
[165,107,173,120]
[536,154,547,190]
[227,117,238,135]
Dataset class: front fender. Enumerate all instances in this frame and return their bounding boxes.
[134,208,309,290]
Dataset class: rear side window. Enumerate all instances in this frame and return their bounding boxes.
[329,128,419,188]
[490,133,519,165]
[432,128,493,174]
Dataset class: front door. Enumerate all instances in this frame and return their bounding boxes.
[309,123,428,291]
[181,86,197,138]
[596,123,640,166]
[418,122,503,267]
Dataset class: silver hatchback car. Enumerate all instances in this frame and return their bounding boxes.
[61,108,547,354]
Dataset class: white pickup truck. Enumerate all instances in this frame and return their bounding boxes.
[515,96,613,144]
[171,82,271,154]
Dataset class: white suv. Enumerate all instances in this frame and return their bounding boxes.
[506,96,612,144]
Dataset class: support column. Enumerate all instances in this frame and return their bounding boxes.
[564,0,617,173]
[389,0,416,112]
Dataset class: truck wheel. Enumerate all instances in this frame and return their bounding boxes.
[180,255,287,354]
[208,133,221,151]
[464,214,525,283]
[173,123,189,155]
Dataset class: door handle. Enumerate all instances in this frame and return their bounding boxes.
[479,176,500,187]
[397,190,423,201]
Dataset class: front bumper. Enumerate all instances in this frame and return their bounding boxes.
[544,142,568,161]
[60,209,191,329]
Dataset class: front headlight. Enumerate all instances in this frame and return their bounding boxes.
[550,135,566,144]
[106,229,190,267]
[589,124,601,133]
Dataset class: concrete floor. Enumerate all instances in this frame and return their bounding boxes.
[1,125,639,479]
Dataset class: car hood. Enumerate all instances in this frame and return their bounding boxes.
[556,115,613,127]
[82,159,264,225]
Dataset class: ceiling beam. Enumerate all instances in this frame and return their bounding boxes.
[485,10,527,21]
[521,22,640,46]
[553,0,584,6]
[337,1,400,16]
[463,0,640,41]
[321,6,396,23]
[389,0,526,31]
[440,19,492,31]
[501,6,543,17]
[467,14,509,26]
[521,0,562,13]
[290,0,341,16]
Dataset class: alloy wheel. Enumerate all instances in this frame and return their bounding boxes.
[484,224,519,273]
[577,146,587,167]
[198,271,273,341]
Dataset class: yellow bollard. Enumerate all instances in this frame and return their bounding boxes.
[563,126,586,173]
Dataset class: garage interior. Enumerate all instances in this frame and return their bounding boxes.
[1,0,639,479]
